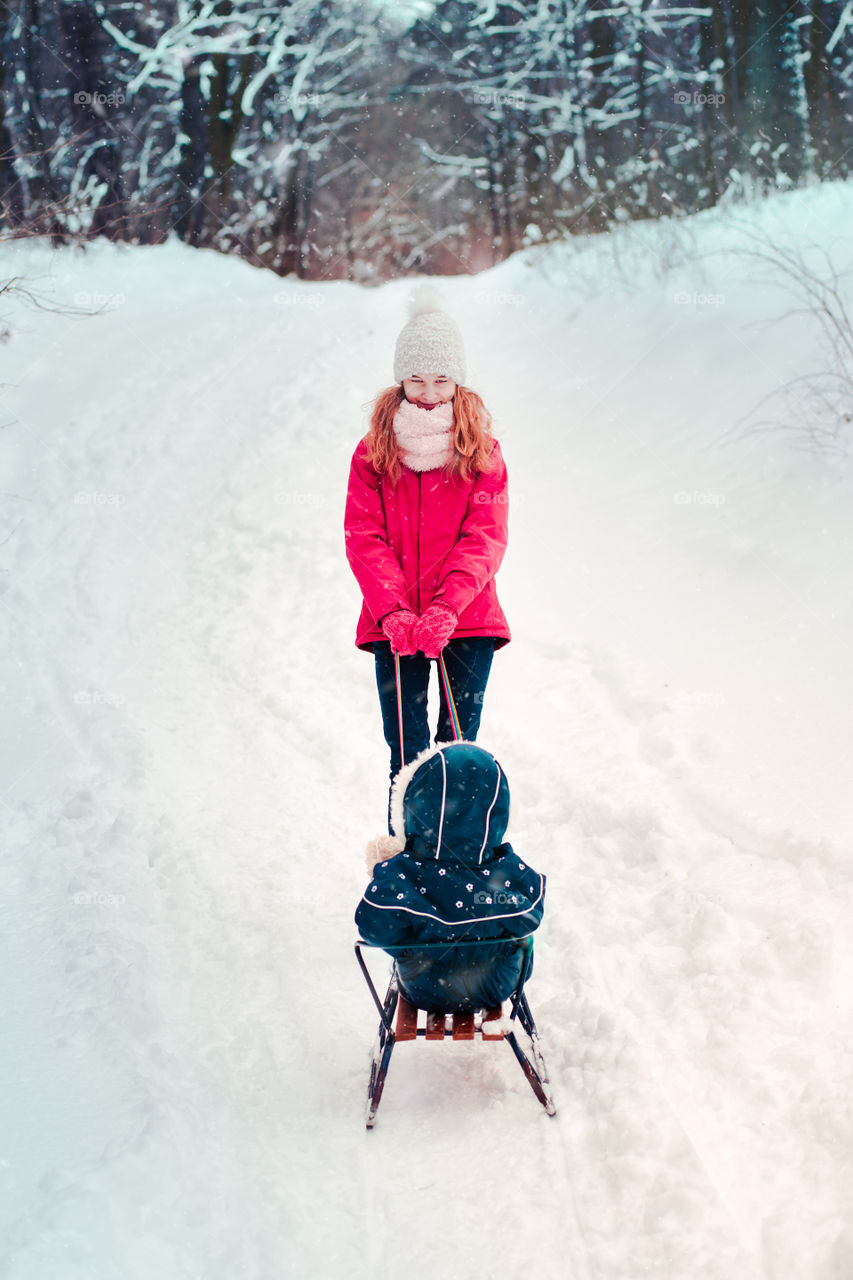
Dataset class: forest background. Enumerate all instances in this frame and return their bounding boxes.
[3,0,852,279]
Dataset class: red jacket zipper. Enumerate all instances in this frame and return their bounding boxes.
[416,473,422,614]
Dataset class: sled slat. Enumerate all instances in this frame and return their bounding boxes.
[481,1006,504,1040]
[395,996,419,1041]
[451,1011,475,1040]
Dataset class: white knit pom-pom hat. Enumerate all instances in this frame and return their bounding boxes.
[393,285,467,386]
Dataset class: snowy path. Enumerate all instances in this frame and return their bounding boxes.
[2,192,852,1279]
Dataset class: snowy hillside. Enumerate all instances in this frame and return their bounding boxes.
[1,183,852,1280]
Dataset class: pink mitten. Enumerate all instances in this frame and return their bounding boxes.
[381,608,418,655]
[413,603,458,659]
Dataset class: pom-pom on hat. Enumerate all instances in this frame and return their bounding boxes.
[393,285,467,386]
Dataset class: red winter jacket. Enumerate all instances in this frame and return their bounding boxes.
[344,437,511,652]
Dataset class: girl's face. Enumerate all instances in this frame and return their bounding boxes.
[402,373,456,409]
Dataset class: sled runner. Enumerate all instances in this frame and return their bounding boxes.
[355,935,557,1128]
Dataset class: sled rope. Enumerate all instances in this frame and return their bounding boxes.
[394,649,461,766]
[438,652,462,741]
[394,650,406,767]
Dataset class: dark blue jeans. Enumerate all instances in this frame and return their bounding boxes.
[373,637,496,830]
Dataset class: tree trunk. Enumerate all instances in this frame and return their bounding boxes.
[205,50,253,234]
[697,2,722,205]
[583,0,617,229]
[8,0,64,233]
[173,55,208,247]
[727,0,807,184]
[58,0,125,239]
[803,0,844,176]
[272,147,303,276]
[0,11,26,227]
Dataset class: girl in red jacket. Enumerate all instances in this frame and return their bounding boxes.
[344,289,510,822]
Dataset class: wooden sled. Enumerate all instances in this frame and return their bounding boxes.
[354,935,557,1128]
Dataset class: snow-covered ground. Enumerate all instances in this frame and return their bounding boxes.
[1,182,852,1280]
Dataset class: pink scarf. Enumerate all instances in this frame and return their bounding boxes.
[392,399,454,472]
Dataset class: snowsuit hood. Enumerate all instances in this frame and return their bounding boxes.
[390,740,510,864]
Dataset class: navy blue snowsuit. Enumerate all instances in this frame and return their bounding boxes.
[355,742,545,1012]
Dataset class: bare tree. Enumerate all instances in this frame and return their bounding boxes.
[726,224,853,452]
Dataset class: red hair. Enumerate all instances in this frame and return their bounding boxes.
[364,385,497,485]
